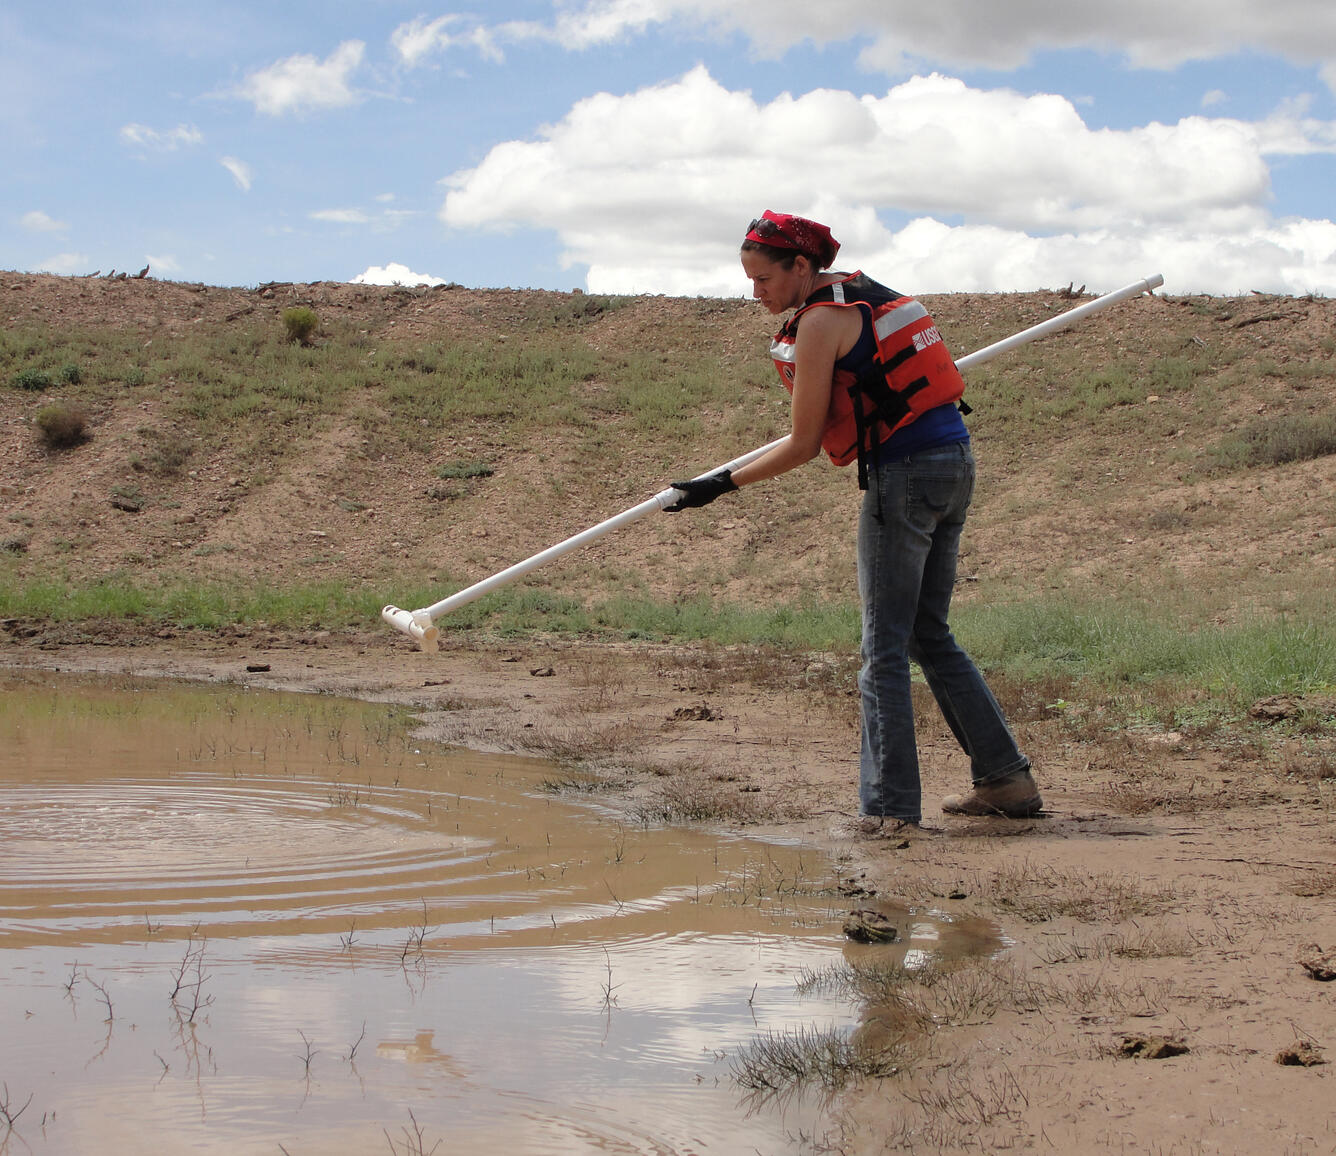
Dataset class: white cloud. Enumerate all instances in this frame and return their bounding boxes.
[37,252,91,275]
[351,262,449,286]
[439,67,1336,296]
[519,0,1336,86]
[441,69,1282,236]
[547,0,671,49]
[391,14,457,66]
[1250,99,1336,155]
[1202,89,1227,109]
[310,208,371,224]
[852,217,1336,297]
[144,254,180,273]
[21,209,67,233]
[120,122,203,151]
[234,40,364,116]
[390,15,504,66]
[310,206,419,232]
[221,156,253,191]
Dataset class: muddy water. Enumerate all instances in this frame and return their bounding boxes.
[0,670,996,1154]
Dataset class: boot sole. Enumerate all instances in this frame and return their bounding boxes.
[942,797,1043,818]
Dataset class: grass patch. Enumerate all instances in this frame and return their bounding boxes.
[1205,412,1336,472]
[737,955,1021,1096]
[955,594,1336,712]
[131,426,194,475]
[631,774,773,825]
[550,294,633,326]
[435,460,495,480]
[2,574,1333,725]
[731,1023,911,1093]
[798,956,1020,1026]
[0,575,372,629]
[979,862,1181,924]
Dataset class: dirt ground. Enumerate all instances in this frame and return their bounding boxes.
[4,621,1334,1154]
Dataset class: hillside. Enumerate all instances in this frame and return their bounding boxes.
[3,271,1333,623]
[3,270,1336,1152]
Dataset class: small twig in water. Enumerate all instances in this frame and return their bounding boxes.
[297,1029,319,1074]
[345,1021,368,1064]
[384,1108,441,1156]
[600,947,622,1011]
[85,973,115,1023]
[168,935,214,1023]
[0,1082,34,1132]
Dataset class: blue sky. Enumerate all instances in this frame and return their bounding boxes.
[5,1,1336,296]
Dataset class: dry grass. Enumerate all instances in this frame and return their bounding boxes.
[1288,867,1336,898]
[1037,921,1200,964]
[737,956,1033,1111]
[537,767,621,795]
[1034,972,1173,1017]
[566,655,633,713]
[34,403,91,450]
[1277,743,1336,782]
[978,861,1183,924]
[1093,767,1286,814]
[797,956,1026,1028]
[631,773,778,825]
[731,1022,915,1094]
[516,718,644,762]
[898,1064,1030,1143]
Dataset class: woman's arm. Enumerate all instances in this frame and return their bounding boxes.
[730,305,862,487]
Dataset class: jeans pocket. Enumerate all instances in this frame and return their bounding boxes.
[908,471,968,518]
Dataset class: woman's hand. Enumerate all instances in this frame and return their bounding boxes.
[664,469,737,511]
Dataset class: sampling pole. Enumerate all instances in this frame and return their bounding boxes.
[383,273,1163,651]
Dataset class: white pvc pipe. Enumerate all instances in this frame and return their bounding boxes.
[384,273,1163,649]
[955,274,1163,370]
[379,438,783,651]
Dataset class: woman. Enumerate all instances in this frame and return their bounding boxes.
[665,210,1040,833]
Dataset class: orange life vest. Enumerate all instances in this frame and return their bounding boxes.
[770,272,967,485]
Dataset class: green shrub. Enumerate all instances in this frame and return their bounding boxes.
[58,363,82,385]
[282,306,320,345]
[35,404,91,449]
[13,367,52,391]
[435,460,495,479]
[1208,413,1336,472]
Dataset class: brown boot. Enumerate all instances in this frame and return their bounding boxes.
[942,769,1042,818]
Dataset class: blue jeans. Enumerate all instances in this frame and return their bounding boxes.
[856,442,1029,822]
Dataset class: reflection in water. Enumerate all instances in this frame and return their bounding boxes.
[0,670,997,1154]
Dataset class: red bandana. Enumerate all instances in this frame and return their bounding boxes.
[744,210,840,262]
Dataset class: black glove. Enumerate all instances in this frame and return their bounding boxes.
[664,469,738,512]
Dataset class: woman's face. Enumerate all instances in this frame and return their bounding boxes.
[741,250,813,314]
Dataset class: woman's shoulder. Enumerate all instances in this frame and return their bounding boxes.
[796,299,865,338]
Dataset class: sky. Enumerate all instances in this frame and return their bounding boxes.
[4,1,1336,297]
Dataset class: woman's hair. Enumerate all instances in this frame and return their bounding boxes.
[740,238,837,271]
